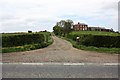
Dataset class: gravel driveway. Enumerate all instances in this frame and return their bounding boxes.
[2,36,118,63]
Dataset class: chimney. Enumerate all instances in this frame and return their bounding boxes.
[78,22,80,24]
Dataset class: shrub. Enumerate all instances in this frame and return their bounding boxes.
[2,33,45,47]
[28,30,32,33]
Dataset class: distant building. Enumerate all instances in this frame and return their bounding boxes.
[88,27,105,31]
[73,22,113,32]
[88,27,113,32]
[73,22,88,31]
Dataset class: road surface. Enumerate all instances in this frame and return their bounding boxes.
[2,36,118,63]
[2,63,118,78]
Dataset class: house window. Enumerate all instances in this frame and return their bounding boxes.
[85,27,87,30]
[83,28,84,30]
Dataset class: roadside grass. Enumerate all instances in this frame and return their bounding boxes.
[2,32,53,53]
[60,36,120,54]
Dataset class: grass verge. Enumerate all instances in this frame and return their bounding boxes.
[60,36,120,54]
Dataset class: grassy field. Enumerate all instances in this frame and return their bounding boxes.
[2,32,53,53]
[70,31,120,36]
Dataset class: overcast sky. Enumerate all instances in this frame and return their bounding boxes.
[0,0,119,33]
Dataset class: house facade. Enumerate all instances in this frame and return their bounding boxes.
[73,22,88,31]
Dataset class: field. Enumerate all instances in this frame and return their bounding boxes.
[70,31,120,36]
[65,31,120,54]
[2,32,51,37]
[1,32,53,53]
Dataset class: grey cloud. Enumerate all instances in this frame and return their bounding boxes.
[1,21,32,32]
[0,15,18,21]
[0,0,118,32]
[102,2,118,11]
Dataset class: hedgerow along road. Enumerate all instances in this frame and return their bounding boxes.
[2,35,118,63]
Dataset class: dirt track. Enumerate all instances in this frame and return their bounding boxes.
[2,36,118,63]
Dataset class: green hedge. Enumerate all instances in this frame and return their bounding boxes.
[2,33,45,47]
[67,34,120,48]
[80,35,120,48]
